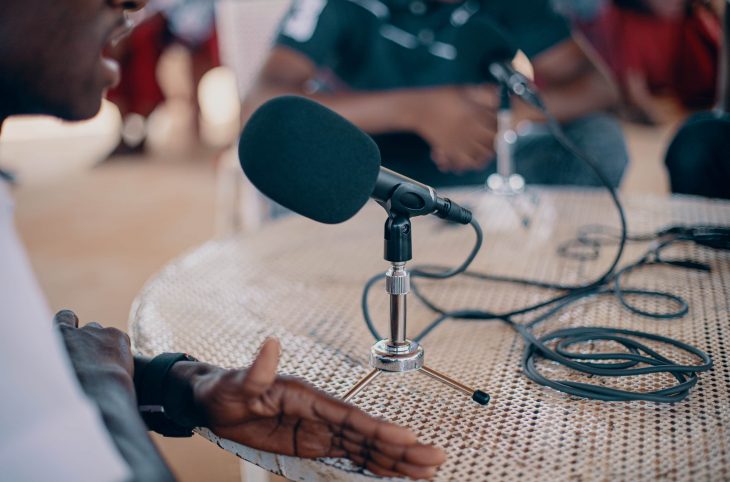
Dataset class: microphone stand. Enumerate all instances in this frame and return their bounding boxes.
[485,86,538,228]
[342,212,490,406]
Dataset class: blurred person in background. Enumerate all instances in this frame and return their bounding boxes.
[106,0,220,154]
[0,0,446,479]
[244,0,628,188]
[557,0,722,124]
[664,0,730,199]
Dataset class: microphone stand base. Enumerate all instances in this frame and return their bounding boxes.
[370,339,424,372]
[486,173,526,195]
[342,340,490,407]
[485,174,539,229]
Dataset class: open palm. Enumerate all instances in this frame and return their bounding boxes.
[192,339,445,479]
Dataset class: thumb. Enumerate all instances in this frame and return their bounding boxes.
[239,337,281,397]
[54,309,79,328]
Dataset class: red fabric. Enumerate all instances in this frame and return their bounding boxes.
[106,14,221,117]
[106,15,167,117]
[579,2,720,108]
[675,4,722,107]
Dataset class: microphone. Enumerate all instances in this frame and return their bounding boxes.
[488,61,544,109]
[238,96,472,225]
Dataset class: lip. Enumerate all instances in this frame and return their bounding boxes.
[107,17,134,49]
[99,17,133,88]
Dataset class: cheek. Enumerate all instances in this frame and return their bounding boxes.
[0,3,108,119]
[34,53,101,119]
[40,24,107,119]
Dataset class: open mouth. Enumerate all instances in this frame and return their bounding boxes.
[100,17,134,88]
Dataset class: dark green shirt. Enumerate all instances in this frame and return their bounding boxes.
[275,0,572,185]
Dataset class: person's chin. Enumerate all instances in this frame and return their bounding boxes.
[59,94,104,122]
[67,71,112,120]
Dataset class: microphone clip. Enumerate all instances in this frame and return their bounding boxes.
[375,168,473,225]
[384,213,413,263]
[379,183,438,219]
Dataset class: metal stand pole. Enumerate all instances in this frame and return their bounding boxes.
[485,86,538,228]
[486,86,525,196]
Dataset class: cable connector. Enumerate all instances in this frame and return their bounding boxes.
[435,198,472,225]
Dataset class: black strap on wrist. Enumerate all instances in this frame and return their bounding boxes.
[137,352,197,438]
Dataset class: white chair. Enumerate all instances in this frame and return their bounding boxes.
[214,3,292,481]
[214,0,291,238]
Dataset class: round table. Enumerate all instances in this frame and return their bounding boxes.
[130,189,730,482]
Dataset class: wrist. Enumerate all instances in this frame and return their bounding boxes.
[164,361,220,428]
[135,353,214,436]
[393,89,424,133]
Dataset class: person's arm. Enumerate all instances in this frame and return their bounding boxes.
[243,47,420,134]
[138,338,447,480]
[246,0,498,172]
[54,311,176,482]
[243,0,423,133]
[244,47,499,173]
[514,35,621,123]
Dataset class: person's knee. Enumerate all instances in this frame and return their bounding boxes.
[665,115,730,196]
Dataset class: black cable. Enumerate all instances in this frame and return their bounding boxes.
[411,218,484,280]
[362,216,716,402]
[405,269,711,403]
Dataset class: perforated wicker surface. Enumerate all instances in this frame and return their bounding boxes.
[130,189,730,481]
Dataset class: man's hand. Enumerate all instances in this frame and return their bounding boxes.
[183,339,446,479]
[54,310,135,388]
[407,85,498,174]
[54,311,177,482]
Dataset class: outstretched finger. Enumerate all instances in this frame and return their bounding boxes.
[54,310,79,328]
[372,437,447,467]
[274,378,418,445]
[238,337,281,397]
[346,447,441,480]
[339,428,445,467]
[310,393,420,446]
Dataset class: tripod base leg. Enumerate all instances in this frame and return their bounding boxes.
[343,369,382,403]
[420,365,490,406]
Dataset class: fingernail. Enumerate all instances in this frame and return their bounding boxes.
[54,309,79,327]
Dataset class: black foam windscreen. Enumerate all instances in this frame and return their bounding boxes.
[238,96,382,224]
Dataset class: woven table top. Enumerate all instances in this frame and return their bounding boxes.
[130,189,730,482]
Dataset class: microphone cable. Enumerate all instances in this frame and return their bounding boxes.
[359,75,722,403]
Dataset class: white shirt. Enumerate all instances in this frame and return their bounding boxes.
[0,181,131,482]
